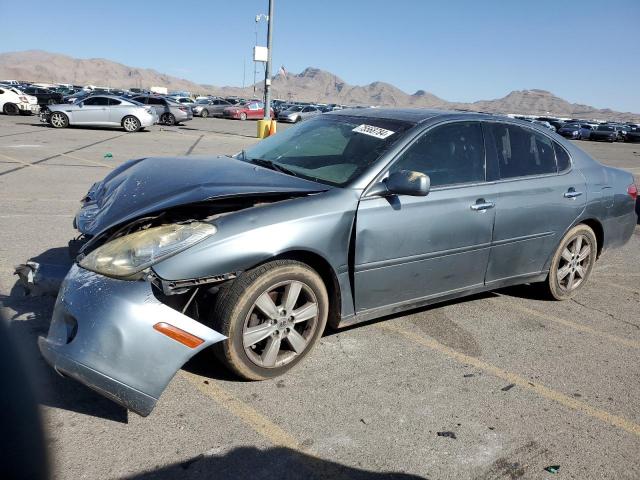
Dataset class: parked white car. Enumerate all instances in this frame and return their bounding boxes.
[0,86,40,115]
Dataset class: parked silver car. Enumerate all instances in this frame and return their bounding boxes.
[278,105,322,123]
[43,95,156,132]
[132,95,193,125]
[39,109,637,416]
[192,98,234,118]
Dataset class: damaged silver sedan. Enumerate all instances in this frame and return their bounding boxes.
[39,109,638,416]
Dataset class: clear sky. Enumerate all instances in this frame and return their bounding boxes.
[2,0,639,112]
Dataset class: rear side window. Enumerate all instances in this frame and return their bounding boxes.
[83,97,109,106]
[148,98,166,106]
[554,142,571,172]
[488,123,556,179]
[108,98,121,106]
[391,121,486,187]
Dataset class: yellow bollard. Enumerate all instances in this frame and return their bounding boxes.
[257,120,270,139]
[257,120,277,139]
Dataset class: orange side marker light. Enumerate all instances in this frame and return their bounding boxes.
[153,322,204,348]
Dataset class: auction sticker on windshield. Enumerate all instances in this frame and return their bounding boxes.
[352,124,395,139]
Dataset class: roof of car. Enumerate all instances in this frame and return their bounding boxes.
[328,107,495,123]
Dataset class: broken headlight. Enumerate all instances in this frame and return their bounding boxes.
[79,222,217,278]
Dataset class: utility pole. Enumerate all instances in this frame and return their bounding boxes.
[263,0,274,120]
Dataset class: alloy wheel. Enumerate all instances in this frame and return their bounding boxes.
[242,280,319,368]
[50,113,66,127]
[556,234,592,292]
[123,117,139,132]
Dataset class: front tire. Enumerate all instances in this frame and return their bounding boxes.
[49,112,69,128]
[211,260,329,380]
[544,224,597,300]
[122,115,141,132]
[239,112,247,121]
[201,109,209,118]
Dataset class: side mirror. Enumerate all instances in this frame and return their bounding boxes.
[77,102,83,107]
[371,170,430,197]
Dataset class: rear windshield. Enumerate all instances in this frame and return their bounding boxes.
[597,125,614,131]
[239,115,414,187]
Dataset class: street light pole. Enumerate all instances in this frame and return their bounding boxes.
[263,0,274,120]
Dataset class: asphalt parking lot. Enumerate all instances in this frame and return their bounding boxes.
[1,113,639,480]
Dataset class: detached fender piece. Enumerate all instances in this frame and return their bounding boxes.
[38,264,226,416]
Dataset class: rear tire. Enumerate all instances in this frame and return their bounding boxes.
[49,112,69,128]
[162,113,176,126]
[210,260,328,380]
[543,224,597,300]
[122,115,141,132]
[3,103,19,115]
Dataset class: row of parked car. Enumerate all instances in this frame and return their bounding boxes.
[556,122,639,142]
[2,80,638,140]
[512,116,640,142]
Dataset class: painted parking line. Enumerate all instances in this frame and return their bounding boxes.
[493,295,640,349]
[61,152,113,169]
[378,322,640,437]
[0,151,39,167]
[181,371,302,450]
[181,371,383,479]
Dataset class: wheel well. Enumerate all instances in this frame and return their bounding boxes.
[266,251,342,330]
[579,218,604,258]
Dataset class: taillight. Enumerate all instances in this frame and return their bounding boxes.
[178,106,187,112]
[628,184,638,200]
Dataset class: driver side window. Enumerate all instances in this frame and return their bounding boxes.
[390,122,486,187]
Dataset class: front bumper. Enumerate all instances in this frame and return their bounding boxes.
[38,264,226,416]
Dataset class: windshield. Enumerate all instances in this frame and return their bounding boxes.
[286,105,304,112]
[239,115,414,186]
[597,125,614,131]
[196,99,210,104]
[563,124,580,129]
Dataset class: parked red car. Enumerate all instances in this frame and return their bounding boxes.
[222,101,274,120]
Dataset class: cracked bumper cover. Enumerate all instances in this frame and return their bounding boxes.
[38,264,226,416]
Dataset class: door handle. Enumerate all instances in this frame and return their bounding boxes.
[564,189,583,199]
[470,200,495,211]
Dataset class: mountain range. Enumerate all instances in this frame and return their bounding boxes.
[1,50,637,122]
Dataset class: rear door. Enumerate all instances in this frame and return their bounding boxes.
[147,97,168,116]
[484,122,586,285]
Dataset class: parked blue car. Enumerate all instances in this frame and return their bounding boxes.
[39,109,638,415]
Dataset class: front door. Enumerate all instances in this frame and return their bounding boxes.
[483,122,587,284]
[72,96,110,124]
[354,121,496,312]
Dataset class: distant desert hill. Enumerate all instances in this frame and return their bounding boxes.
[1,50,637,122]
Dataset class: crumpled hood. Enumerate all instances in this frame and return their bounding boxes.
[76,155,327,235]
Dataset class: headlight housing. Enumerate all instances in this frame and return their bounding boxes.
[79,222,216,278]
